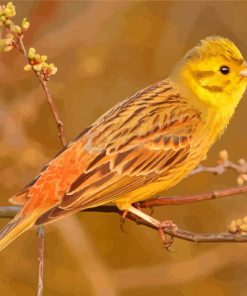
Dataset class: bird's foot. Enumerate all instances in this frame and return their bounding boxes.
[157,220,177,251]
[120,210,128,233]
[118,204,177,250]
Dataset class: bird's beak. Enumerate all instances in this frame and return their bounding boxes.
[240,68,247,77]
[240,62,247,77]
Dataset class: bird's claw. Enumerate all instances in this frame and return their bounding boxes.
[157,220,177,251]
[120,210,128,234]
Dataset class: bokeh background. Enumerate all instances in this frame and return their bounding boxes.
[0,1,247,295]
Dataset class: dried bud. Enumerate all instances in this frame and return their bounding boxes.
[238,158,246,165]
[0,15,6,23]
[236,218,243,227]
[25,48,57,79]
[21,18,30,31]
[237,176,244,186]
[3,45,13,52]
[228,216,247,235]
[219,150,228,161]
[5,19,12,26]
[41,55,47,62]
[33,64,43,72]
[228,220,237,233]
[24,64,32,71]
[4,2,16,18]
[240,224,247,232]
[35,54,41,61]
[228,224,237,233]
[13,24,21,34]
[229,220,236,227]
[28,47,36,60]
[0,36,13,52]
[49,63,57,75]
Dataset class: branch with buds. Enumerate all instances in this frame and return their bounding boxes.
[190,150,247,186]
[0,2,65,146]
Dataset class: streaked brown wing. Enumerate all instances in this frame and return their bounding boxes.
[62,145,190,208]
[35,79,201,224]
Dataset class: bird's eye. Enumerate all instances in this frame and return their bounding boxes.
[219,65,230,75]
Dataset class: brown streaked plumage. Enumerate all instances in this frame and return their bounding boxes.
[1,36,247,250]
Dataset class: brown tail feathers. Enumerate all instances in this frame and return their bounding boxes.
[0,212,39,251]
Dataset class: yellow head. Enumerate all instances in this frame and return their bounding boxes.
[172,36,247,112]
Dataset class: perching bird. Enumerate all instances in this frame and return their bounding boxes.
[0,36,247,250]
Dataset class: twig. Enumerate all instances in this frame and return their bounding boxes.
[117,211,247,242]
[37,226,45,296]
[190,159,247,176]
[37,78,66,147]
[16,34,66,147]
[0,206,20,218]
[140,184,247,207]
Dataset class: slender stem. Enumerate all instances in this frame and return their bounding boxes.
[125,213,247,243]
[140,184,247,207]
[189,160,247,176]
[37,78,66,147]
[0,206,21,218]
[37,226,45,296]
[18,34,66,147]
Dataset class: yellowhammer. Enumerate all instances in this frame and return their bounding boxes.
[0,36,247,250]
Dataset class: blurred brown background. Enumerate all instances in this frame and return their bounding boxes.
[0,1,247,295]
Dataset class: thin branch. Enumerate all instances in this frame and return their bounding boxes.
[165,227,247,243]
[16,34,66,147]
[140,184,247,207]
[86,209,247,243]
[37,78,66,147]
[0,206,20,218]
[117,212,247,243]
[37,226,45,296]
[190,159,247,175]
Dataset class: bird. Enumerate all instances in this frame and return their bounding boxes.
[0,35,247,251]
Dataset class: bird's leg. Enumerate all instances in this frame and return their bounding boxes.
[120,202,144,232]
[133,202,142,224]
[128,206,177,250]
[120,204,176,250]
